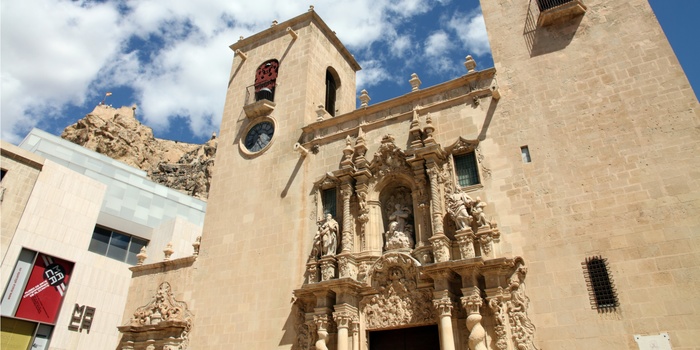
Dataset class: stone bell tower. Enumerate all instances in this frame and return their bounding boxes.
[188,8,361,348]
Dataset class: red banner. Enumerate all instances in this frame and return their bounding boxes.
[14,253,73,324]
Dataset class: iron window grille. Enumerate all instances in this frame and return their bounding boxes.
[582,256,619,311]
[454,152,480,188]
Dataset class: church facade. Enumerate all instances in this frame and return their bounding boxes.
[117,1,699,349]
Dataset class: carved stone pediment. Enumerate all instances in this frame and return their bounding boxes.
[446,137,479,155]
[314,172,340,190]
[368,135,413,181]
[118,282,193,350]
[360,253,434,330]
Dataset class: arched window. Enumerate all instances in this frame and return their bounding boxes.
[255,59,279,102]
[325,69,338,116]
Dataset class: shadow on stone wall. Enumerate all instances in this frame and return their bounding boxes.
[523,0,585,57]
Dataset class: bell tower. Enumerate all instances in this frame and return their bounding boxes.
[189,9,360,348]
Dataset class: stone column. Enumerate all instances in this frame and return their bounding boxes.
[426,163,444,236]
[314,314,330,350]
[461,287,486,350]
[426,163,451,262]
[340,183,353,252]
[433,296,456,350]
[333,311,353,350]
[351,317,360,350]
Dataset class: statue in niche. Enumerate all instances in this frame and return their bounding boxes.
[384,204,415,250]
[312,213,338,258]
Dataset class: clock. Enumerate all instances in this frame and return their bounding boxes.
[244,121,274,153]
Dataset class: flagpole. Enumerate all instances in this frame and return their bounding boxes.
[100,92,112,105]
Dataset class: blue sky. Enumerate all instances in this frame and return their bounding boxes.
[1,0,697,145]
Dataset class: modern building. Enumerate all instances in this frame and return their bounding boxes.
[0,129,205,349]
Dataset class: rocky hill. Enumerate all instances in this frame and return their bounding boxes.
[61,104,216,200]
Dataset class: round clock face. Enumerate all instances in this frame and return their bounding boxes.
[244,121,274,152]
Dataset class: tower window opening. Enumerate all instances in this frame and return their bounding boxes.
[325,69,338,116]
[255,60,279,102]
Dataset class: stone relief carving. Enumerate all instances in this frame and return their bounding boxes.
[368,135,415,186]
[121,282,194,350]
[487,291,509,350]
[361,253,434,330]
[507,266,539,350]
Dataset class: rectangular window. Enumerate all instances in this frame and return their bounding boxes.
[88,226,149,265]
[454,152,480,187]
[322,188,337,217]
[521,146,532,163]
[583,256,618,311]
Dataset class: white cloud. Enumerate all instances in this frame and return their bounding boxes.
[390,35,413,57]
[447,10,491,57]
[1,0,489,143]
[0,0,124,143]
[425,31,452,57]
[356,60,391,90]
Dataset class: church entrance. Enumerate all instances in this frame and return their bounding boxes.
[368,325,440,350]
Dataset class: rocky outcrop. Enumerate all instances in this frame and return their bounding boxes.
[61,104,216,200]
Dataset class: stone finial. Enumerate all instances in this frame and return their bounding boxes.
[359,89,370,108]
[271,20,278,27]
[409,73,422,91]
[193,236,201,256]
[316,104,327,121]
[239,36,244,41]
[465,55,476,73]
[163,242,174,261]
[423,114,436,145]
[341,136,354,169]
[309,5,315,11]
[136,247,148,265]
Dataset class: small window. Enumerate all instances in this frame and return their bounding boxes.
[322,188,337,217]
[454,152,480,187]
[88,226,148,265]
[0,169,7,182]
[521,146,532,163]
[583,256,618,311]
[325,70,337,116]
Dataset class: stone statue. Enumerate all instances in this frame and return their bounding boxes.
[314,213,338,257]
[384,204,414,250]
[472,197,489,228]
[446,187,474,230]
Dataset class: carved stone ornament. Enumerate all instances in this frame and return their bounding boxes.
[360,253,434,330]
[118,282,193,350]
[368,135,415,187]
[507,266,540,350]
[455,230,476,259]
[429,235,451,263]
[487,289,509,350]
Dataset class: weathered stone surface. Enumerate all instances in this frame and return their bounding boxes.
[61,104,216,200]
